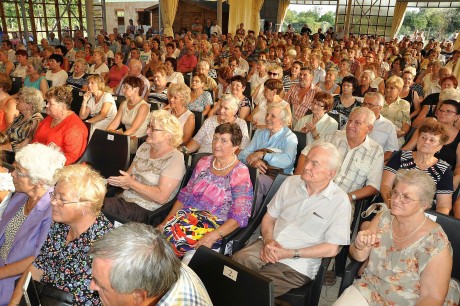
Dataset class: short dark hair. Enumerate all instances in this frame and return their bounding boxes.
[214,123,243,147]
[264,79,283,94]
[341,75,359,91]
[230,75,247,88]
[123,76,144,95]
[15,49,28,57]
[2,40,12,49]
[440,100,460,115]
[55,45,68,56]
[49,53,64,64]
[165,57,177,71]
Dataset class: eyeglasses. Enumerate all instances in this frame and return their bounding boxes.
[268,72,279,76]
[438,109,458,115]
[390,190,419,204]
[362,102,380,108]
[147,124,163,132]
[49,192,86,207]
[13,166,28,178]
[312,100,325,108]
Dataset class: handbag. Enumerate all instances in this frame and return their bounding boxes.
[163,208,224,257]
[255,148,285,180]
[19,281,75,306]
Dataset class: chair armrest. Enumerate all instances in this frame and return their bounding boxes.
[338,259,364,296]
[105,186,123,198]
[147,198,175,226]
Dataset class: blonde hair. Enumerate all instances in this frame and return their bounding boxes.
[88,74,106,91]
[149,110,183,148]
[168,83,191,106]
[386,75,404,90]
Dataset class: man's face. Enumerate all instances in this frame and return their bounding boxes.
[233,47,241,58]
[299,70,312,88]
[346,112,371,142]
[90,258,134,306]
[265,107,284,133]
[362,95,381,117]
[131,50,140,59]
[301,146,335,185]
[1,42,9,51]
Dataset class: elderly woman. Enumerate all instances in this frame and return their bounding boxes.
[422,60,442,95]
[167,83,195,146]
[331,75,361,128]
[0,144,65,304]
[148,66,169,106]
[249,79,291,129]
[0,50,14,76]
[318,68,340,95]
[381,120,453,215]
[66,58,89,91]
[185,94,249,154]
[336,59,353,84]
[381,75,411,147]
[103,110,186,223]
[293,92,338,145]
[32,86,88,165]
[400,69,421,119]
[160,123,253,263]
[88,50,109,79]
[106,76,150,149]
[188,73,213,116]
[9,164,113,305]
[334,169,460,306]
[164,57,184,84]
[0,73,19,133]
[356,70,377,98]
[0,88,43,152]
[80,74,117,133]
[106,52,128,90]
[23,57,48,96]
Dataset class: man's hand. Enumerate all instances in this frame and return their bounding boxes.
[260,239,282,263]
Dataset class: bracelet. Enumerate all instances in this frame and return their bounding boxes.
[218,230,224,238]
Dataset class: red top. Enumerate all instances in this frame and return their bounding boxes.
[32,113,88,165]
[108,64,129,88]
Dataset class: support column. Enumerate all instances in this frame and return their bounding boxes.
[19,0,29,44]
[217,0,222,29]
[85,0,95,45]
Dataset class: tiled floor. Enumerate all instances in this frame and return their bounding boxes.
[319,276,341,306]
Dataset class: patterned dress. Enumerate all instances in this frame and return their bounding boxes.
[33,213,113,305]
[331,96,362,129]
[354,210,460,305]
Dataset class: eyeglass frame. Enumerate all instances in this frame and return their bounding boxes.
[49,191,87,207]
[390,189,420,204]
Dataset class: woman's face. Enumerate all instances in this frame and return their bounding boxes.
[416,132,443,155]
[164,61,174,73]
[441,79,456,90]
[153,73,167,88]
[11,163,35,193]
[267,70,280,80]
[122,84,139,99]
[436,104,459,125]
[256,62,266,73]
[73,62,84,75]
[88,79,100,93]
[392,60,401,72]
[16,98,33,115]
[311,99,327,116]
[230,81,244,96]
[402,73,414,87]
[325,71,336,82]
[168,93,183,109]
[291,64,301,76]
[93,52,101,62]
[54,48,63,56]
[339,62,349,72]
[360,73,371,86]
[46,98,65,118]
[50,180,87,224]
[390,182,424,217]
[218,100,237,123]
[114,54,123,64]
[212,133,237,159]
[191,76,204,90]
[146,121,169,146]
[26,63,37,75]
[263,87,276,101]
[385,84,401,100]
[341,82,353,95]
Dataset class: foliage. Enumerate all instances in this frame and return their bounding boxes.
[400,8,459,39]
[283,8,335,32]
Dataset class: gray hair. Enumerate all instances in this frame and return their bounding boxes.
[364,91,385,107]
[18,87,44,113]
[267,104,291,126]
[394,169,436,210]
[197,60,210,70]
[89,223,181,297]
[15,143,66,187]
[361,70,375,82]
[439,88,460,102]
[28,57,44,74]
[309,142,342,172]
[168,83,191,106]
[220,94,240,114]
[350,106,376,126]
[74,58,88,71]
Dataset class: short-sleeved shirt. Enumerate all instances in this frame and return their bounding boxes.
[188,91,213,112]
[88,63,109,76]
[177,155,253,227]
[86,92,117,131]
[331,96,362,128]
[33,214,113,305]
[66,73,88,90]
[122,144,186,211]
[45,69,68,87]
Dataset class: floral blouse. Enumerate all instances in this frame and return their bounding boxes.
[188,91,213,112]
[177,155,253,227]
[331,96,362,129]
[33,213,113,305]
[354,210,460,305]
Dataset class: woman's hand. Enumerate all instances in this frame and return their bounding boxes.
[301,122,316,134]
[195,231,219,249]
[354,230,380,250]
[107,170,134,190]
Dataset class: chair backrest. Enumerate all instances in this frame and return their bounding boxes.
[71,89,84,114]
[9,77,22,95]
[189,246,274,306]
[112,94,126,109]
[264,174,289,206]
[425,210,460,280]
[327,112,341,129]
[149,102,162,111]
[292,130,307,168]
[78,129,130,178]
[191,110,204,137]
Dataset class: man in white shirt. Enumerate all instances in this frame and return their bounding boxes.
[139,41,152,66]
[310,54,326,85]
[1,40,16,63]
[233,142,351,297]
[362,92,399,162]
[45,54,68,87]
[210,20,222,36]
[232,45,249,74]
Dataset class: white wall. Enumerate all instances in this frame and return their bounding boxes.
[104,1,157,34]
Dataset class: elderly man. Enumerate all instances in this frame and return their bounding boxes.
[108,33,121,54]
[233,142,351,297]
[115,59,150,98]
[238,105,297,204]
[285,67,321,126]
[196,60,217,92]
[362,92,399,162]
[89,223,212,305]
[295,107,384,205]
[177,47,198,73]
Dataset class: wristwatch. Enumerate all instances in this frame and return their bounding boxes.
[351,194,357,201]
[293,249,300,259]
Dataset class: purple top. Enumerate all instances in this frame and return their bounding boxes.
[178,155,253,227]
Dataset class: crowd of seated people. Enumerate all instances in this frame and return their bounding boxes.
[0,20,459,305]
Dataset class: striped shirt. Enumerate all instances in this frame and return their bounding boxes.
[285,84,320,120]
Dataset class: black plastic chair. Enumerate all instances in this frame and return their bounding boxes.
[189,246,274,306]
[9,77,22,95]
[191,110,204,137]
[77,129,130,178]
[112,94,126,109]
[71,89,84,114]
[338,210,460,296]
[327,112,342,129]
[293,130,307,168]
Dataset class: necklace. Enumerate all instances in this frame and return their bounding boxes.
[391,215,427,242]
[212,154,237,171]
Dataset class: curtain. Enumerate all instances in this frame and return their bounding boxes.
[454,32,460,50]
[276,0,290,32]
[160,0,179,37]
[390,2,408,38]
[228,0,264,36]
